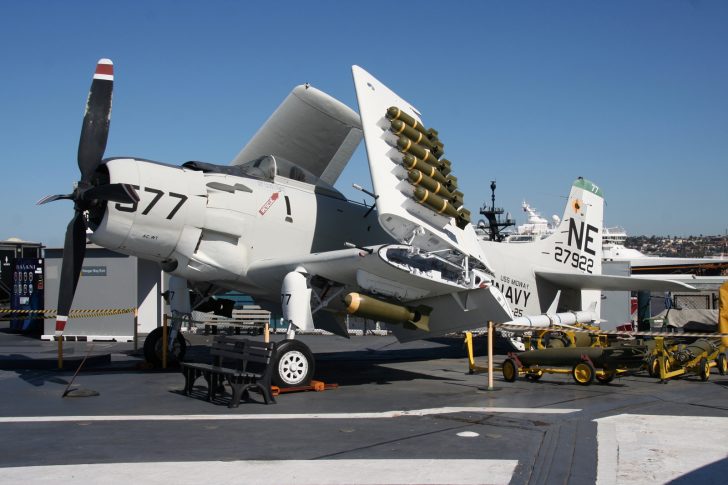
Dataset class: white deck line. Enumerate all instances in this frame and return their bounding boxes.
[0,459,519,485]
[596,414,728,485]
[0,406,579,423]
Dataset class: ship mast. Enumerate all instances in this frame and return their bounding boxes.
[479,180,515,242]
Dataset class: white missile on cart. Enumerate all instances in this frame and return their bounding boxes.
[501,309,599,329]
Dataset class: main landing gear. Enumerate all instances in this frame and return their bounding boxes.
[143,326,187,367]
[272,339,315,388]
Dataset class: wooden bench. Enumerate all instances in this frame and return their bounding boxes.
[180,336,277,406]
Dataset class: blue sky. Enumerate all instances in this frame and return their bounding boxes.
[1,0,727,247]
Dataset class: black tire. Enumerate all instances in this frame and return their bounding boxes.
[572,361,595,386]
[662,357,671,379]
[596,371,615,384]
[272,339,315,388]
[143,327,187,367]
[699,358,710,382]
[502,358,518,382]
[716,353,727,376]
[647,356,659,378]
[525,370,543,381]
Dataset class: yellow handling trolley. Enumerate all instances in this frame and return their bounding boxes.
[501,344,647,385]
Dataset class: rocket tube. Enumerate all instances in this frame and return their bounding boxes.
[390,120,434,149]
[386,106,428,135]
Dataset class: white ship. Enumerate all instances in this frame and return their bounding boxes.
[478,201,728,276]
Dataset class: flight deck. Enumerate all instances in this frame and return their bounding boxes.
[0,330,726,484]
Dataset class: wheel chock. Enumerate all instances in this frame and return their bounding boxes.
[271,380,339,396]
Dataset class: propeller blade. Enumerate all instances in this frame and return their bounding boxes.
[55,211,87,335]
[82,183,140,204]
[78,59,114,182]
[36,194,73,205]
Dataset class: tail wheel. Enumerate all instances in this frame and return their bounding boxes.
[716,353,727,376]
[596,371,615,384]
[572,361,595,386]
[699,358,710,382]
[502,358,518,382]
[272,339,315,388]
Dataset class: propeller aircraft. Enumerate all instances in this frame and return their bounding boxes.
[40,60,695,387]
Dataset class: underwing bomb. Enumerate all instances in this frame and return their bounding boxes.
[458,207,471,222]
[390,120,434,150]
[407,169,456,200]
[402,154,449,185]
[451,190,464,207]
[432,141,444,158]
[397,136,439,166]
[413,186,460,219]
[386,106,427,135]
[386,107,441,148]
[444,172,457,189]
[344,292,430,331]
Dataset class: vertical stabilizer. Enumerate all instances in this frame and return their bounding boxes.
[534,177,604,276]
[479,178,605,316]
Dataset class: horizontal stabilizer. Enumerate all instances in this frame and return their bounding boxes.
[535,271,697,292]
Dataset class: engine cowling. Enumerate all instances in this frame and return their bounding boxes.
[89,157,253,282]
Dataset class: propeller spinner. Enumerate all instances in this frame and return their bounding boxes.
[38,59,139,335]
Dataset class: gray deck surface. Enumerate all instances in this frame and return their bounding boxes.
[1,328,727,484]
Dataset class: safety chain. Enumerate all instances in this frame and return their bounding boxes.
[0,308,136,319]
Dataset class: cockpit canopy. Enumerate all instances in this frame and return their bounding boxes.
[182,155,346,199]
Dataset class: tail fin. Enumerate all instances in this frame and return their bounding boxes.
[479,178,604,315]
[533,177,604,276]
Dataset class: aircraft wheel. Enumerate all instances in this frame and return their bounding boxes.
[647,356,660,378]
[525,370,543,381]
[596,371,615,384]
[273,339,315,388]
[572,361,595,386]
[699,358,710,382]
[716,353,727,376]
[502,358,518,382]
[662,357,671,377]
[143,327,187,367]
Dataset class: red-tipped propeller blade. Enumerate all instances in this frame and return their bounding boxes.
[55,210,87,335]
[77,59,113,183]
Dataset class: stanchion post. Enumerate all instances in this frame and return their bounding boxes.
[133,308,139,352]
[162,314,168,369]
[264,320,270,344]
[57,337,64,370]
[465,332,475,374]
[487,321,494,391]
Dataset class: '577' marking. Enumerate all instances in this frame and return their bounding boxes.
[115,186,188,220]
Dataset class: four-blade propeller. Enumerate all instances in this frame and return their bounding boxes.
[37,59,139,335]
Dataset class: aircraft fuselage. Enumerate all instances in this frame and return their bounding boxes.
[89,157,390,297]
